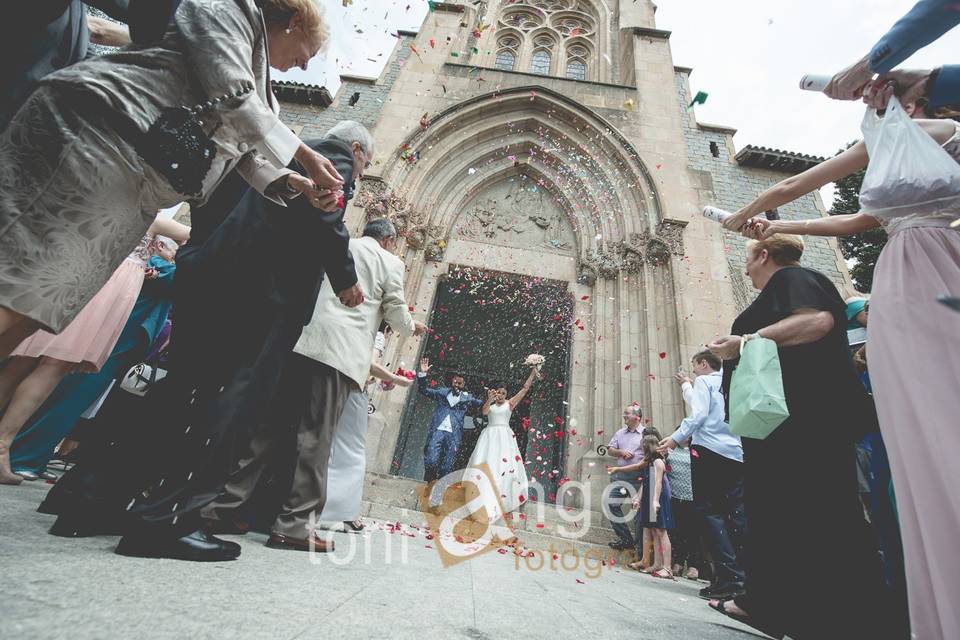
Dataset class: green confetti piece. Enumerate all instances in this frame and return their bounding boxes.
[687,90,708,108]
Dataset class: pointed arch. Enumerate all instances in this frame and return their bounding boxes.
[378,86,663,258]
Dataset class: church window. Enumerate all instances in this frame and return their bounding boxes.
[495,50,517,71]
[531,50,552,75]
[566,59,586,80]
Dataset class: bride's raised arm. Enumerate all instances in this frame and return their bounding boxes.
[482,387,494,416]
[508,368,539,410]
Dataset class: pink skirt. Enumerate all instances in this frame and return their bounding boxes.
[11,259,145,372]
[868,221,960,640]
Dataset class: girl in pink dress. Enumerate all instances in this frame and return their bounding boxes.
[0,218,189,485]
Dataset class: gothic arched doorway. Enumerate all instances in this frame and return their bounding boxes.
[391,265,573,503]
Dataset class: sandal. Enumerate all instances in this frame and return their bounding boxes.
[344,520,365,532]
[627,560,650,572]
[650,568,675,580]
[708,598,784,640]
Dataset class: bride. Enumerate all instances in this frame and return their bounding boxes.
[466,367,540,513]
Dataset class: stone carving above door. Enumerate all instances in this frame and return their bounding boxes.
[453,176,576,254]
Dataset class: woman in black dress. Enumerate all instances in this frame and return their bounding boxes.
[706,234,892,639]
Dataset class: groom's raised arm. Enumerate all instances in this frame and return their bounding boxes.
[416,373,445,401]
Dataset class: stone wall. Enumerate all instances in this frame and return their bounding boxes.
[673,73,851,309]
[278,35,414,140]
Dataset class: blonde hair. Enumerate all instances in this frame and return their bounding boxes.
[258,0,329,50]
[747,233,805,265]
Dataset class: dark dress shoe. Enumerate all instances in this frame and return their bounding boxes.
[266,532,335,553]
[115,529,241,561]
[49,514,126,537]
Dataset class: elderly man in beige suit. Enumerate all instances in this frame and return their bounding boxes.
[204,217,426,551]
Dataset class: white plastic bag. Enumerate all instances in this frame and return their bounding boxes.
[859,97,960,219]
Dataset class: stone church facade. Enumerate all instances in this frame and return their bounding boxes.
[275,0,853,509]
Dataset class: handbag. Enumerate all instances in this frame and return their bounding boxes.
[728,335,790,440]
[120,362,167,397]
[859,97,960,220]
[134,82,254,197]
[120,333,170,397]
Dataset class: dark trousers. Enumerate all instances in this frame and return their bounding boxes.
[691,445,747,587]
[605,474,641,546]
[423,428,462,483]
[671,498,702,568]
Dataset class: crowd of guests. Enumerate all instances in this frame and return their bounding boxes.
[597,2,959,638]
[0,1,957,639]
[0,0,428,562]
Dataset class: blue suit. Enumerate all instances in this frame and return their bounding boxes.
[417,374,483,482]
[869,0,959,109]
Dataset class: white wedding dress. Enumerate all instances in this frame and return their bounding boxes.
[466,401,529,513]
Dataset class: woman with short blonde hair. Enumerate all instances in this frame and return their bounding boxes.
[721,104,960,640]
[0,0,340,362]
[706,230,889,638]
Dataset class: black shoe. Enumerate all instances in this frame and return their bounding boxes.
[698,583,747,600]
[49,514,125,537]
[608,540,632,550]
[115,529,241,561]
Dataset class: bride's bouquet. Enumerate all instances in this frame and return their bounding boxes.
[523,353,545,372]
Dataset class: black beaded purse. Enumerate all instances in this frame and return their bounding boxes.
[135,82,254,197]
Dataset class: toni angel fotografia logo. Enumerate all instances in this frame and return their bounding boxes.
[417,462,517,568]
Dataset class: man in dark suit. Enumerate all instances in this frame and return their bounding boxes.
[47,122,371,562]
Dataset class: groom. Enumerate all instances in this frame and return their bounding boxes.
[417,358,483,482]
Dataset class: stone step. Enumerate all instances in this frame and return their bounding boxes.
[359,472,624,550]
[359,500,636,566]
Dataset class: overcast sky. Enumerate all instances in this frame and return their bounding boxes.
[279,0,958,201]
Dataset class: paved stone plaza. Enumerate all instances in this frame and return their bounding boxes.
[0,482,765,640]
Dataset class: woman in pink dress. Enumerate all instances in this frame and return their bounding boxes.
[721,106,960,640]
[0,217,189,485]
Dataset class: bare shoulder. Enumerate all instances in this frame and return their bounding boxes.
[916,119,958,145]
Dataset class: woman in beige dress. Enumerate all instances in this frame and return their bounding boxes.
[722,107,960,640]
[0,0,344,360]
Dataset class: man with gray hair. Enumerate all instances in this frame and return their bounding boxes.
[69,122,369,562]
[204,217,428,553]
[603,403,647,551]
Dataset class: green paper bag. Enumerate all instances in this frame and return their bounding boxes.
[729,336,789,439]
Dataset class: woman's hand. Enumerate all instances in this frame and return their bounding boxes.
[707,335,742,360]
[392,373,413,388]
[632,496,641,510]
[741,217,782,240]
[285,172,317,200]
[419,357,431,374]
[722,206,754,232]
[653,500,660,514]
[295,145,344,190]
